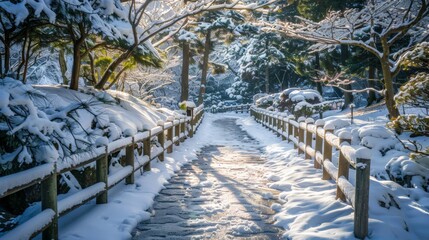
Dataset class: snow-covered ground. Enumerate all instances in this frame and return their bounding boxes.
[4,109,429,239]
[238,110,429,239]
[60,112,429,239]
[48,114,241,239]
[322,103,429,183]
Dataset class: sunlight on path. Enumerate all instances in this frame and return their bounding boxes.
[132,118,282,239]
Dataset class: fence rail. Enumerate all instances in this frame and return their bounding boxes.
[0,105,204,240]
[250,106,371,239]
[210,104,251,113]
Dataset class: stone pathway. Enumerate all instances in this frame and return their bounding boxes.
[132,118,282,239]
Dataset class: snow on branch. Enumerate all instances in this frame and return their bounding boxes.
[318,73,385,95]
[263,0,429,70]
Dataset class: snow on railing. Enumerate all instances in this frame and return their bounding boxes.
[210,104,251,113]
[250,106,371,239]
[0,162,55,198]
[0,105,205,239]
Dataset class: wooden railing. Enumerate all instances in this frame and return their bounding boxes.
[210,104,251,113]
[250,106,371,239]
[0,105,204,240]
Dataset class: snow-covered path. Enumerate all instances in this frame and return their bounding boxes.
[54,113,429,240]
[132,118,283,239]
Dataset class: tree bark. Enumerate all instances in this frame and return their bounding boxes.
[16,32,28,81]
[380,60,400,119]
[264,34,271,94]
[59,48,68,85]
[181,41,190,102]
[0,52,3,77]
[314,52,323,94]
[22,36,32,83]
[366,65,377,106]
[69,39,84,90]
[198,30,211,105]
[95,49,133,89]
[380,38,400,119]
[341,45,353,110]
[265,65,270,93]
[3,36,10,77]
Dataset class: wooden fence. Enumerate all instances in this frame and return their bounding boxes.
[0,105,204,240]
[250,106,371,239]
[210,104,251,113]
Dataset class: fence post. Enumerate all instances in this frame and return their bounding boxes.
[263,113,267,126]
[322,125,334,180]
[157,122,165,161]
[41,163,58,240]
[298,117,305,154]
[180,118,186,142]
[143,133,151,171]
[354,149,371,239]
[261,113,265,126]
[287,116,294,143]
[167,123,174,153]
[265,114,269,127]
[273,114,277,132]
[337,132,352,200]
[281,116,286,141]
[175,118,180,146]
[314,120,325,169]
[187,107,195,138]
[267,114,271,128]
[305,118,314,159]
[125,138,135,184]
[96,146,108,204]
[277,114,281,137]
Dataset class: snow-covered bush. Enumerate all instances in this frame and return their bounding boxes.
[0,78,63,173]
[255,93,280,110]
[391,73,429,136]
[225,80,251,102]
[0,78,172,213]
[281,89,323,117]
[386,155,429,191]
[252,93,267,104]
[389,115,429,137]
[356,125,397,155]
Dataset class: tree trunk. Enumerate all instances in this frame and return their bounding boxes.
[315,52,323,94]
[181,41,190,102]
[380,61,400,119]
[198,30,211,105]
[0,52,3,77]
[22,36,32,83]
[17,32,28,81]
[366,65,377,106]
[379,39,400,119]
[4,37,10,77]
[59,48,68,85]
[95,50,132,90]
[341,45,353,110]
[69,39,84,90]
[264,36,270,93]
[265,66,269,93]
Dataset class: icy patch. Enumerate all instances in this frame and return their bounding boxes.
[229,220,262,236]
[271,203,282,212]
[262,192,274,200]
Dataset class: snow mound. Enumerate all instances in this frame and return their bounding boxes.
[1,78,173,173]
[358,125,395,139]
[289,89,323,103]
[324,119,350,130]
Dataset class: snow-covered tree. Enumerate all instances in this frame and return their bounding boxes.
[389,42,429,137]
[266,0,429,118]
[0,0,55,79]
